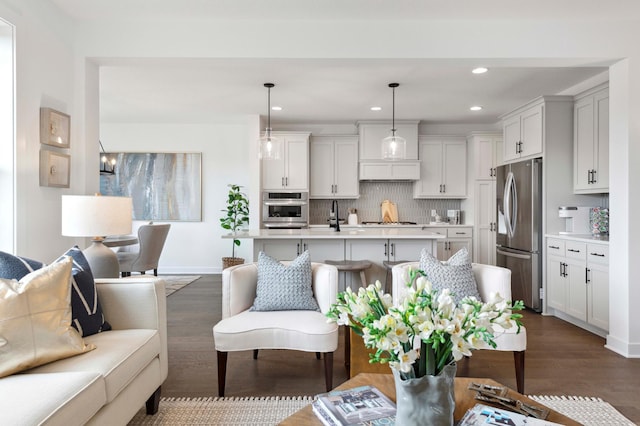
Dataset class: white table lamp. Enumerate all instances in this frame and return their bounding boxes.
[62,195,133,278]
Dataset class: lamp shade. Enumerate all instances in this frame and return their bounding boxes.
[62,195,132,237]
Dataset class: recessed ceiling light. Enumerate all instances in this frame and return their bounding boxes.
[472,67,488,74]
[271,106,282,111]
[370,106,382,111]
[470,105,483,111]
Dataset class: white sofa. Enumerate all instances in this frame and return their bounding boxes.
[0,277,168,426]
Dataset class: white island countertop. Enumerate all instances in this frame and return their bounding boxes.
[224,226,449,240]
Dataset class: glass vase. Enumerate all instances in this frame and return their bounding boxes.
[392,363,457,426]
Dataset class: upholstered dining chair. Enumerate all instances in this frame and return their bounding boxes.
[392,262,527,394]
[212,261,339,397]
[117,223,171,277]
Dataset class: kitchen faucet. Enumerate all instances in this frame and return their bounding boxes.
[330,200,340,232]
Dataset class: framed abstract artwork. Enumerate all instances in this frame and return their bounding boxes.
[39,150,70,188]
[100,152,202,221]
[40,107,70,148]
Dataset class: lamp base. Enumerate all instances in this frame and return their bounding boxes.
[83,240,120,278]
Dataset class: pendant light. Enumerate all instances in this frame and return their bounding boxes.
[258,83,280,160]
[381,83,407,160]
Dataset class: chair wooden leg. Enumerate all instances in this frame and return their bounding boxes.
[514,350,525,394]
[324,352,334,391]
[145,386,161,414]
[217,350,228,397]
[344,327,351,376]
[154,268,158,276]
[316,352,321,360]
[253,349,259,359]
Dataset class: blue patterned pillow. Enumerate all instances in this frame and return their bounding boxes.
[0,251,45,279]
[419,247,481,303]
[252,250,319,311]
[55,246,111,336]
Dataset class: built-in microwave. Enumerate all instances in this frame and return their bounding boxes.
[262,191,309,228]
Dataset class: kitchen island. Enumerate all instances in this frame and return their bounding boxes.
[224,225,452,288]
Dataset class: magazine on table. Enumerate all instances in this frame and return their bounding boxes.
[314,385,396,425]
[458,403,564,426]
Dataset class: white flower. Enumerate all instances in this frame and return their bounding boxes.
[390,348,418,373]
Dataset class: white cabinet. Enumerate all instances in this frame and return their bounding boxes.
[262,132,310,191]
[414,136,467,198]
[310,136,359,198]
[430,227,472,261]
[473,180,497,265]
[357,121,419,160]
[470,133,503,180]
[253,238,344,263]
[545,237,609,332]
[502,101,543,162]
[345,238,437,289]
[359,161,420,181]
[574,85,609,193]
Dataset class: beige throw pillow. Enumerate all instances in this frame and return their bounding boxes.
[0,256,95,378]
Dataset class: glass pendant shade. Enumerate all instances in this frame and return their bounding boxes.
[258,83,280,160]
[258,130,281,160]
[382,133,407,160]
[382,82,406,160]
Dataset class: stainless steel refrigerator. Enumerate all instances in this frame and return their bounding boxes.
[496,158,542,312]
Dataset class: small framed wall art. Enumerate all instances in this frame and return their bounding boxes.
[40,107,70,148]
[39,150,70,188]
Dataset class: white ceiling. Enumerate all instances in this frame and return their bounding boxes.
[49,0,622,125]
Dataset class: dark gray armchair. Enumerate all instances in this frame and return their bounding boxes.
[117,223,171,277]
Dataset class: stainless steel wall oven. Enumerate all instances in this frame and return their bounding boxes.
[262,191,309,228]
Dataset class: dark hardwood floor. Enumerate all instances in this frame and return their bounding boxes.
[163,274,640,422]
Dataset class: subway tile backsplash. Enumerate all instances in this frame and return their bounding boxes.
[309,181,462,225]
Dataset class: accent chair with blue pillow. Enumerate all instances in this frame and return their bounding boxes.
[213,252,339,396]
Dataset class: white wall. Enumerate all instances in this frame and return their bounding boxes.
[0,19,14,252]
[100,120,256,273]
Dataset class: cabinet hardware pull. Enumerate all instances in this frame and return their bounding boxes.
[455,232,465,235]
[587,170,592,184]
[442,184,446,193]
[282,177,285,186]
[590,252,605,257]
[390,243,395,257]
[563,262,568,277]
[549,245,560,249]
[567,249,580,253]
[303,243,308,251]
[285,177,288,186]
[586,268,591,284]
[384,243,388,257]
[296,243,301,256]
[592,169,597,183]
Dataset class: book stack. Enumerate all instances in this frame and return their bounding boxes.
[459,404,563,426]
[312,385,396,426]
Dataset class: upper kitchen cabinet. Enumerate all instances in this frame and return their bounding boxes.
[573,84,609,194]
[468,133,503,180]
[414,136,467,198]
[357,121,419,160]
[502,102,543,162]
[262,132,310,191]
[500,96,573,164]
[310,135,359,199]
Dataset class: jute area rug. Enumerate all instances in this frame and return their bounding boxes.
[128,396,314,425]
[128,394,635,425]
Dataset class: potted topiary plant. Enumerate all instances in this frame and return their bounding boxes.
[220,184,250,269]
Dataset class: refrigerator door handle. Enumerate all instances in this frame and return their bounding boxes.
[503,171,517,238]
[496,248,531,260]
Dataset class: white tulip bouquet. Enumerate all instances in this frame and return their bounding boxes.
[327,267,524,379]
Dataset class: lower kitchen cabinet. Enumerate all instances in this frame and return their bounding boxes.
[545,237,609,334]
[430,227,473,261]
[253,239,344,262]
[473,180,496,265]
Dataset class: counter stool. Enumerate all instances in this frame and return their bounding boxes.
[324,259,372,376]
[382,260,410,294]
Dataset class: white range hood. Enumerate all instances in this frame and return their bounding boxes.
[359,160,421,181]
